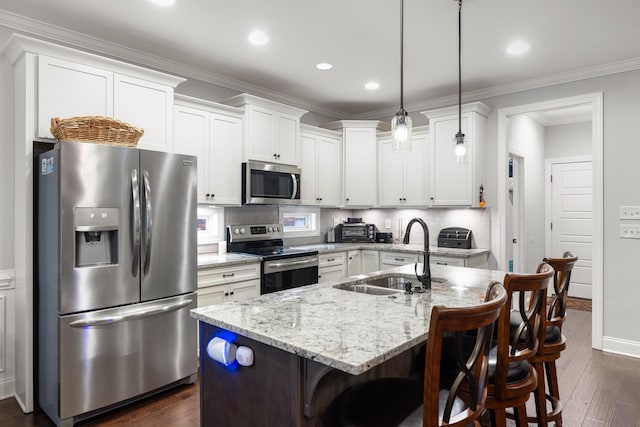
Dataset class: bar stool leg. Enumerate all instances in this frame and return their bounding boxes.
[546,360,563,426]
[533,361,548,427]
[513,404,528,427]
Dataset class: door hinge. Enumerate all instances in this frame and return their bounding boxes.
[550,222,553,230]
[550,174,553,183]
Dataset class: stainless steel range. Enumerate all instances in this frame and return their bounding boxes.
[227,223,319,294]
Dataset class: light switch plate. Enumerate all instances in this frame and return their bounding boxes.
[384,219,391,229]
[619,206,640,220]
[620,224,640,239]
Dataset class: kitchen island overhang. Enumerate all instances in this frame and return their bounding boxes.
[191,264,507,426]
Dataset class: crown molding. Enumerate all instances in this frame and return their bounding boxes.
[2,9,640,121]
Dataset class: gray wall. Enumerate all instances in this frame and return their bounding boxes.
[508,114,546,273]
[0,27,15,270]
[545,121,592,159]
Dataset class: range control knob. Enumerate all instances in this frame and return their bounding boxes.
[233,228,240,235]
[240,228,245,234]
[276,226,282,232]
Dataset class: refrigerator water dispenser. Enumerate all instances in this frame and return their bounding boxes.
[74,207,119,267]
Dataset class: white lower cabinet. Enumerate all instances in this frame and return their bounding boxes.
[379,251,421,270]
[431,254,488,269]
[347,250,362,277]
[196,262,260,353]
[361,250,380,274]
[318,252,347,283]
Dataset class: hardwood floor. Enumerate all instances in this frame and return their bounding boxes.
[2,309,640,426]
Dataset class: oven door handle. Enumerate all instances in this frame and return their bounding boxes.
[291,173,298,199]
[264,256,319,273]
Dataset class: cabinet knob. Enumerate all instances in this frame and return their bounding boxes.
[211,193,215,198]
[206,193,210,197]
[319,197,322,201]
[230,291,234,295]
[430,197,434,201]
[346,198,349,202]
[273,153,278,158]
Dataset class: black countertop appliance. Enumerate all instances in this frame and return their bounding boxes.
[437,227,472,249]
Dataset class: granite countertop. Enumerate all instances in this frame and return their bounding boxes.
[191,263,507,375]
[197,252,262,268]
[289,243,490,258]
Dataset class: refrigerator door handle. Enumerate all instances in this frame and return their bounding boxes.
[142,170,153,275]
[68,299,193,327]
[291,173,298,199]
[131,169,141,277]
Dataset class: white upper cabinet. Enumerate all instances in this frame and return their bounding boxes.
[29,37,185,149]
[114,74,175,152]
[300,125,341,207]
[222,94,307,165]
[174,95,244,205]
[37,56,113,138]
[378,128,429,207]
[322,120,389,208]
[422,102,491,207]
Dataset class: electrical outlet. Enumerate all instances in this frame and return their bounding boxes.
[333,218,340,226]
[384,219,391,229]
[619,206,640,220]
[620,224,640,239]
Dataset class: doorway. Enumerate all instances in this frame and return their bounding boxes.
[497,93,603,350]
[507,154,524,273]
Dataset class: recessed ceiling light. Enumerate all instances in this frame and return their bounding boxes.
[150,0,175,6]
[506,40,530,56]
[316,63,333,71]
[248,30,269,46]
[365,82,380,90]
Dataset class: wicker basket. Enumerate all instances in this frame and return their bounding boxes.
[50,116,144,147]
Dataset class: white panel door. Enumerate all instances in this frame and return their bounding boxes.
[247,105,275,162]
[276,113,299,165]
[317,136,339,206]
[403,132,429,206]
[430,116,471,206]
[378,137,404,206]
[551,161,593,299]
[299,134,318,205]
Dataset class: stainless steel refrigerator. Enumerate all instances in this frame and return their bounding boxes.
[38,141,198,427]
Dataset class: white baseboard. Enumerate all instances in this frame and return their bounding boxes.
[603,336,640,359]
[0,376,15,400]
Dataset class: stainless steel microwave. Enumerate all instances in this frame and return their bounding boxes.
[242,160,301,205]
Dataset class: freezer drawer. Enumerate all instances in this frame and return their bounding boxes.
[57,293,197,419]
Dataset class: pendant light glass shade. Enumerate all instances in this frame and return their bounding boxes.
[392,109,412,151]
[392,0,411,152]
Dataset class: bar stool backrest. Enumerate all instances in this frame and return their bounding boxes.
[543,251,579,332]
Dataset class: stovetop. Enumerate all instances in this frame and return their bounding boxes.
[226,223,318,260]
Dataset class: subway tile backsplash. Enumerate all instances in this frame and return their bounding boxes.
[217,206,491,250]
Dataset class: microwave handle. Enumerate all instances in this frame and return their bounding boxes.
[291,173,298,199]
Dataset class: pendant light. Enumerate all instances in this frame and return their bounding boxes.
[391,0,412,151]
[454,0,466,160]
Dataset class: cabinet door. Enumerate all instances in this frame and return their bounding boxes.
[174,105,210,203]
[38,55,113,139]
[228,279,260,301]
[318,267,343,283]
[430,116,471,206]
[404,132,429,206]
[276,112,299,165]
[347,250,362,277]
[198,285,225,306]
[344,128,377,206]
[299,133,318,205]
[210,114,243,205]
[378,137,404,207]
[317,136,339,206]
[246,105,276,162]
[361,250,380,274]
[114,73,174,152]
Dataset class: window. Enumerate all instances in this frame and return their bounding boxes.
[279,206,320,238]
[197,206,224,244]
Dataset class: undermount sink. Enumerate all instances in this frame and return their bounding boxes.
[332,274,447,296]
[332,283,403,296]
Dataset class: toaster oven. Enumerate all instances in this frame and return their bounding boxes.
[335,223,375,243]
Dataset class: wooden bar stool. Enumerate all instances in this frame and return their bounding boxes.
[328,282,507,427]
[477,262,554,427]
[529,252,578,427]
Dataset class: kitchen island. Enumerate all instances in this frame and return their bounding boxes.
[191,263,506,426]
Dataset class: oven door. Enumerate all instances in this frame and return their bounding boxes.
[243,161,301,205]
[262,254,319,294]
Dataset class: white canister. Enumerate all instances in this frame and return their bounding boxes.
[218,241,227,254]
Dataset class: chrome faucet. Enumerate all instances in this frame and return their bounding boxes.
[402,218,431,289]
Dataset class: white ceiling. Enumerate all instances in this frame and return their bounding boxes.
[1,0,639,119]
